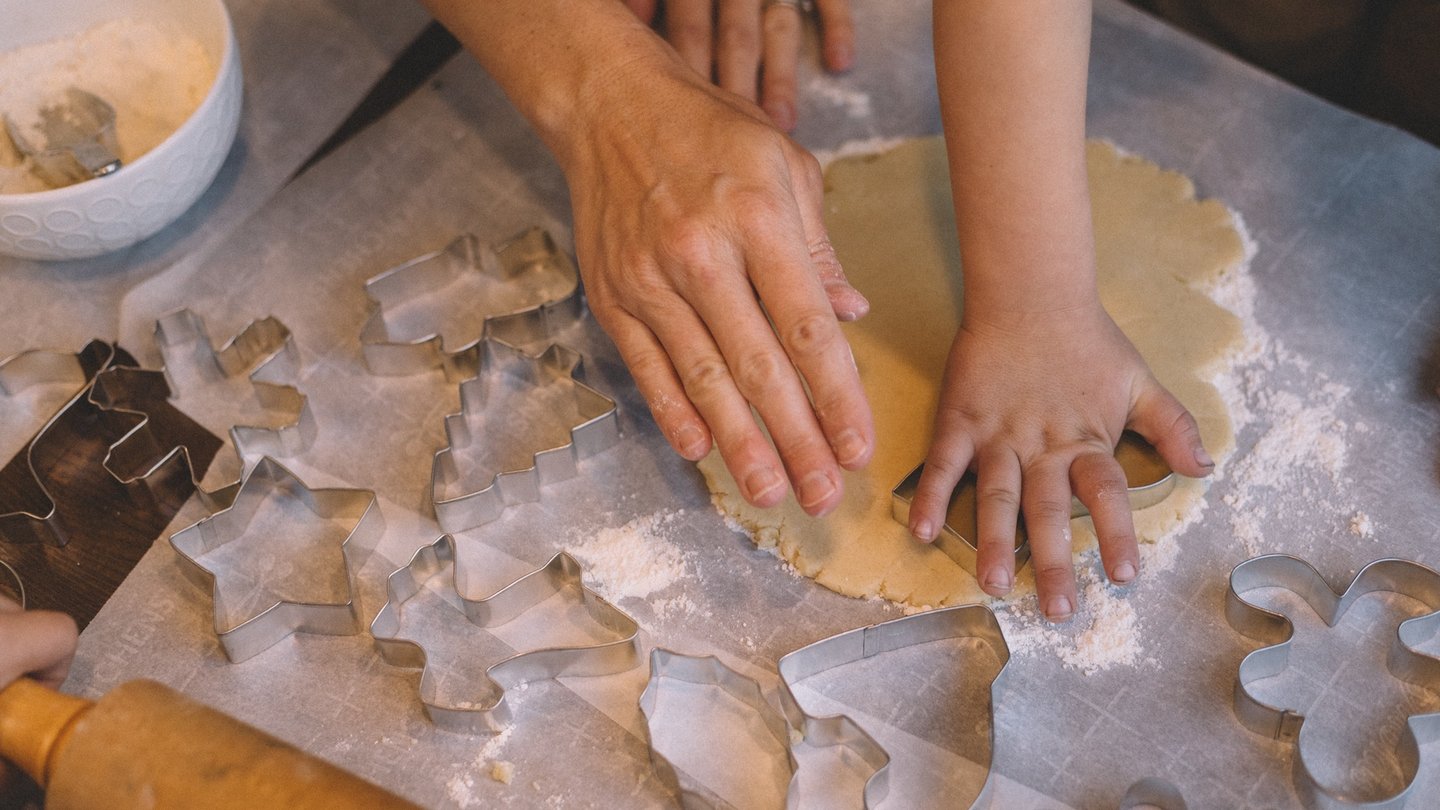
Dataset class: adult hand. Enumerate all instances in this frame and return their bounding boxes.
[622,0,856,131]
[0,595,79,796]
[904,304,1213,621]
[564,63,874,516]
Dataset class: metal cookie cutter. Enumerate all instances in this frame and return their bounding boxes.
[370,534,641,733]
[431,339,620,534]
[892,431,1175,576]
[0,339,123,546]
[94,309,315,512]
[169,456,384,663]
[778,605,1012,809]
[360,227,584,380]
[1226,554,1440,810]
[639,650,798,810]
[4,87,123,187]
[640,606,1011,808]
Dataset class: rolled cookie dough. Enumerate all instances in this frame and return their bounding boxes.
[700,139,1246,608]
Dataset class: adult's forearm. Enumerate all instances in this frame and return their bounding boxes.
[933,1,1096,322]
[420,0,677,168]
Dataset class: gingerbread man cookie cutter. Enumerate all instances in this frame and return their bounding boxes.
[94,309,315,512]
[1226,554,1440,810]
[371,534,640,733]
[360,227,584,381]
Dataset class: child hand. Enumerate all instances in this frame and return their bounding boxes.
[0,595,78,797]
[905,303,1214,621]
[0,595,76,690]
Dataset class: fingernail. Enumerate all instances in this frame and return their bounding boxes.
[911,519,934,542]
[1112,562,1137,583]
[767,101,796,131]
[1195,446,1215,469]
[984,570,1013,594]
[833,428,868,467]
[798,470,837,510]
[676,426,706,459]
[830,42,854,71]
[745,468,785,503]
[1044,595,1073,622]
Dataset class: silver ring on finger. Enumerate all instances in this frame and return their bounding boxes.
[763,0,816,14]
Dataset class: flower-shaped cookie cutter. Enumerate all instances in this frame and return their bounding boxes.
[169,456,384,662]
[94,309,315,512]
[360,227,584,381]
[641,605,1011,809]
[1226,554,1440,810]
[370,533,641,733]
[0,339,130,547]
[430,338,620,534]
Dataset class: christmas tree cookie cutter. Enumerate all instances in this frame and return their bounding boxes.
[430,338,620,534]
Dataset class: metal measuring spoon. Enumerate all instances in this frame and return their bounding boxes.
[4,87,123,188]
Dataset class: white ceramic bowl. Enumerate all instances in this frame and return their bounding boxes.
[0,0,242,261]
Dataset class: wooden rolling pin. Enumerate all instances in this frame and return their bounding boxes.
[0,678,419,809]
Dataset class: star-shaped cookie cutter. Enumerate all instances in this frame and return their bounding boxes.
[94,309,315,512]
[640,604,1011,809]
[0,339,124,546]
[169,456,384,663]
[1226,554,1440,810]
[370,533,641,733]
[430,338,620,534]
[360,227,584,381]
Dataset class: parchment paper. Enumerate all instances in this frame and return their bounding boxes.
[7,1,1440,808]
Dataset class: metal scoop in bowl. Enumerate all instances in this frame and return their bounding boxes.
[4,87,123,188]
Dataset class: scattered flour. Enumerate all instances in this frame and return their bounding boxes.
[567,511,695,616]
[0,18,214,193]
[805,75,873,119]
[1349,511,1375,540]
[811,136,907,170]
[991,554,1142,674]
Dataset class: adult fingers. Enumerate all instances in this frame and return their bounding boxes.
[786,149,870,321]
[738,201,874,476]
[623,0,660,24]
[814,0,855,71]
[1070,450,1140,585]
[1129,380,1214,478]
[760,1,803,130]
[0,609,78,687]
[665,0,716,79]
[601,307,712,460]
[632,285,791,509]
[716,0,763,103]
[681,272,844,513]
[1021,458,1079,622]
